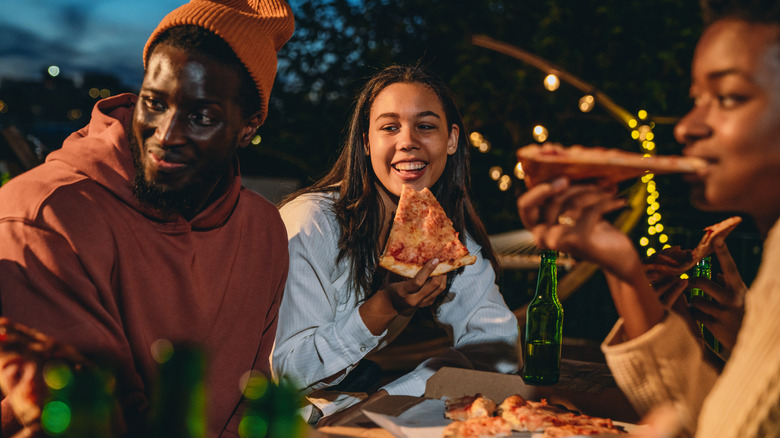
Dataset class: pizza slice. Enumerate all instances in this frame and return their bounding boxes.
[441,416,512,438]
[644,216,742,281]
[498,397,571,432]
[516,143,707,188]
[445,394,497,421]
[379,184,477,278]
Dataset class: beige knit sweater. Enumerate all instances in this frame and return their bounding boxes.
[602,219,780,437]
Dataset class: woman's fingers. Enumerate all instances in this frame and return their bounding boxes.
[517,177,569,227]
[653,277,689,308]
[711,237,748,305]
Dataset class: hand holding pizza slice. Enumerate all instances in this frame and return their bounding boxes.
[643,216,742,282]
[379,185,477,278]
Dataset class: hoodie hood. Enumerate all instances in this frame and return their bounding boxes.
[47,93,242,230]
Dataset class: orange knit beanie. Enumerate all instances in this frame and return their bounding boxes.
[143,0,295,125]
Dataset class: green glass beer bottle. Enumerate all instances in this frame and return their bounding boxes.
[689,256,721,354]
[148,342,207,438]
[522,249,563,385]
[40,361,116,437]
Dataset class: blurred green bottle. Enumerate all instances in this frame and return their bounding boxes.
[689,256,721,354]
[523,249,563,385]
[238,373,307,438]
[148,342,207,438]
[40,361,116,437]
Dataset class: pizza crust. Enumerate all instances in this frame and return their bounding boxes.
[379,253,478,278]
[516,143,707,188]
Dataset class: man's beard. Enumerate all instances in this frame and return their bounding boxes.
[129,133,232,219]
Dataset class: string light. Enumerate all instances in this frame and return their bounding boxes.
[514,162,525,179]
[579,95,595,112]
[543,74,560,91]
[469,131,491,153]
[637,111,672,256]
[532,125,548,142]
[498,174,512,191]
[477,75,672,257]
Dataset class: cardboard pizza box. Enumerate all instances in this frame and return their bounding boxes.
[425,365,640,423]
[318,361,640,436]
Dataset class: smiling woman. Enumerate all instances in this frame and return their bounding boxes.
[272,64,519,423]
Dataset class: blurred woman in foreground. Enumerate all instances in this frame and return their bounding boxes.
[517,1,780,436]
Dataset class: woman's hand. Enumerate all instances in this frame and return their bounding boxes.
[360,259,447,335]
[517,177,665,338]
[516,177,639,282]
[687,237,747,354]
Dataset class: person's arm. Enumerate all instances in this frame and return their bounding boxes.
[516,177,665,338]
[0,220,138,435]
[272,197,389,392]
[515,178,718,431]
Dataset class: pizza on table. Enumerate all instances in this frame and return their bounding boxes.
[442,393,626,437]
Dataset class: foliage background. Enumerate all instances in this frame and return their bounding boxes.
[238,0,764,341]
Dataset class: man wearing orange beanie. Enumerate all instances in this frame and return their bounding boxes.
[0,1,294,436]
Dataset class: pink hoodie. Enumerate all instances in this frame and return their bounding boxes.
[0,94,289,436]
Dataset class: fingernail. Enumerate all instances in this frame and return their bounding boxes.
[432,258,439,265]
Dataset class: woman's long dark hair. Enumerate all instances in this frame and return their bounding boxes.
[281,65,499,299]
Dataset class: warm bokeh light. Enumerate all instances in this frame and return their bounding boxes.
[639,237,649,246]
[67,108,82,120]
[89,88,101,99]
[628,119,638,128]
[646,248,656,257]
[498,174,511,191]
[638,110,648,120]
[514,162,525,179]
[150,338,174,364]
[47,66,60,77]
[0,100,7,113]
[578,95,595,112]
[251,134,262,145]
[659,234,669,243]
[532,125,548,142]
[489,166,503,181]
[469,131,484,146]
[469,131,491,152]
[100,89,111,98]
[543,74,560,91]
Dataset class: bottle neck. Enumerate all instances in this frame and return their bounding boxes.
[694,256,712,280]
[535,250,558,299]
